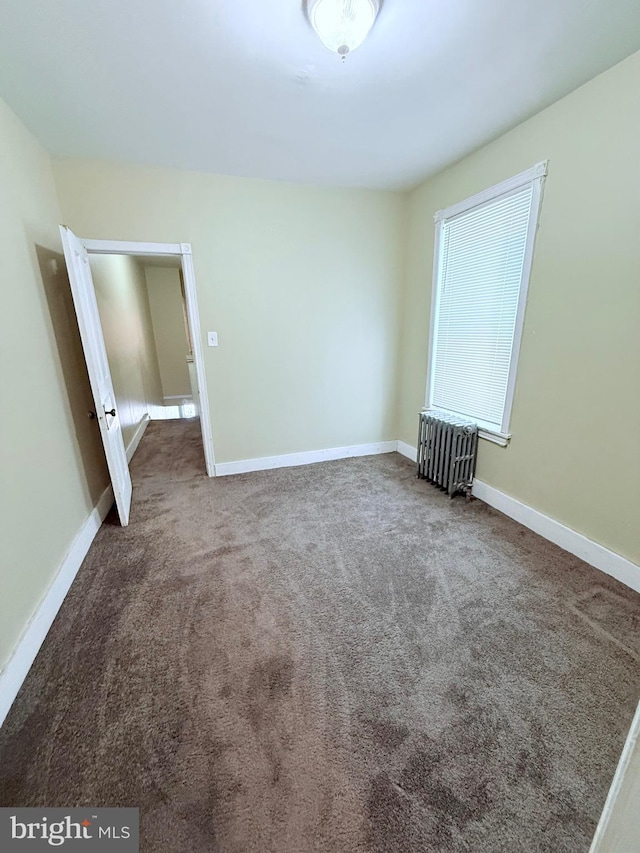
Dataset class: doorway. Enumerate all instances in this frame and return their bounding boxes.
[60,231,216,525]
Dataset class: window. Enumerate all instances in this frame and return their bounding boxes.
[426,161,547,445]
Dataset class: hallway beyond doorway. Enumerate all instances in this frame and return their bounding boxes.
[130,418,206,485]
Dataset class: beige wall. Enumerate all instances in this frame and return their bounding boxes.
[397,51,640,565]
[0,98,108,671]
[144,266,191,399]
[52,161,407,463]
[91,254,163,448]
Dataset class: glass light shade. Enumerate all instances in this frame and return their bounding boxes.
[309,0,379,56]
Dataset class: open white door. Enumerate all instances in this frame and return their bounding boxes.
[59,226,132,525]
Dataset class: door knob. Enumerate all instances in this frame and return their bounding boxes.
[105,408,116,417]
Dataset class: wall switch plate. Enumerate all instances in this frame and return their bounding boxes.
[207,331,219,347]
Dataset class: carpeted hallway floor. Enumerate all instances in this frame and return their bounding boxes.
[1,419,639,852]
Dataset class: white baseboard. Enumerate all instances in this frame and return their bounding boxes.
[471,480,640,594]
[125,414,149,463]
[163,395,192,403]
[0,485,114,729]
[397,441,417,462]
[215,440,398,477]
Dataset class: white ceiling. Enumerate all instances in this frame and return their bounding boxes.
[1,0,639,190]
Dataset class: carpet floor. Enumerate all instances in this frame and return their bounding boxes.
[1,419,639,852]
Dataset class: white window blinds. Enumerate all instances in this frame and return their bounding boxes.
[430,184,535,432]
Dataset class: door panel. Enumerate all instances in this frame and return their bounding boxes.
[59,225,132,525]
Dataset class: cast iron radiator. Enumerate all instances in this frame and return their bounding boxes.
[417,410,478,498]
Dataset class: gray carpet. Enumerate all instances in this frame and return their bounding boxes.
[1,419,639,852]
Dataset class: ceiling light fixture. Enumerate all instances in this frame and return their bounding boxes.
[308,0,380,59]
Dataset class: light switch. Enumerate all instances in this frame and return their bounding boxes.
[207,331,219,347]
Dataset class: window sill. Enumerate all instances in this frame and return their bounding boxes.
[478,428,510,447]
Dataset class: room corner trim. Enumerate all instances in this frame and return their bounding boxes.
[0,485,114,730]
[214,441,399,477]
[126,414,150,463]
[397,441,417,462]
[589,698,640,852]
[472,479,640,594]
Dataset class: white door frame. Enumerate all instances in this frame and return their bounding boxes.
[82,238,216,477]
